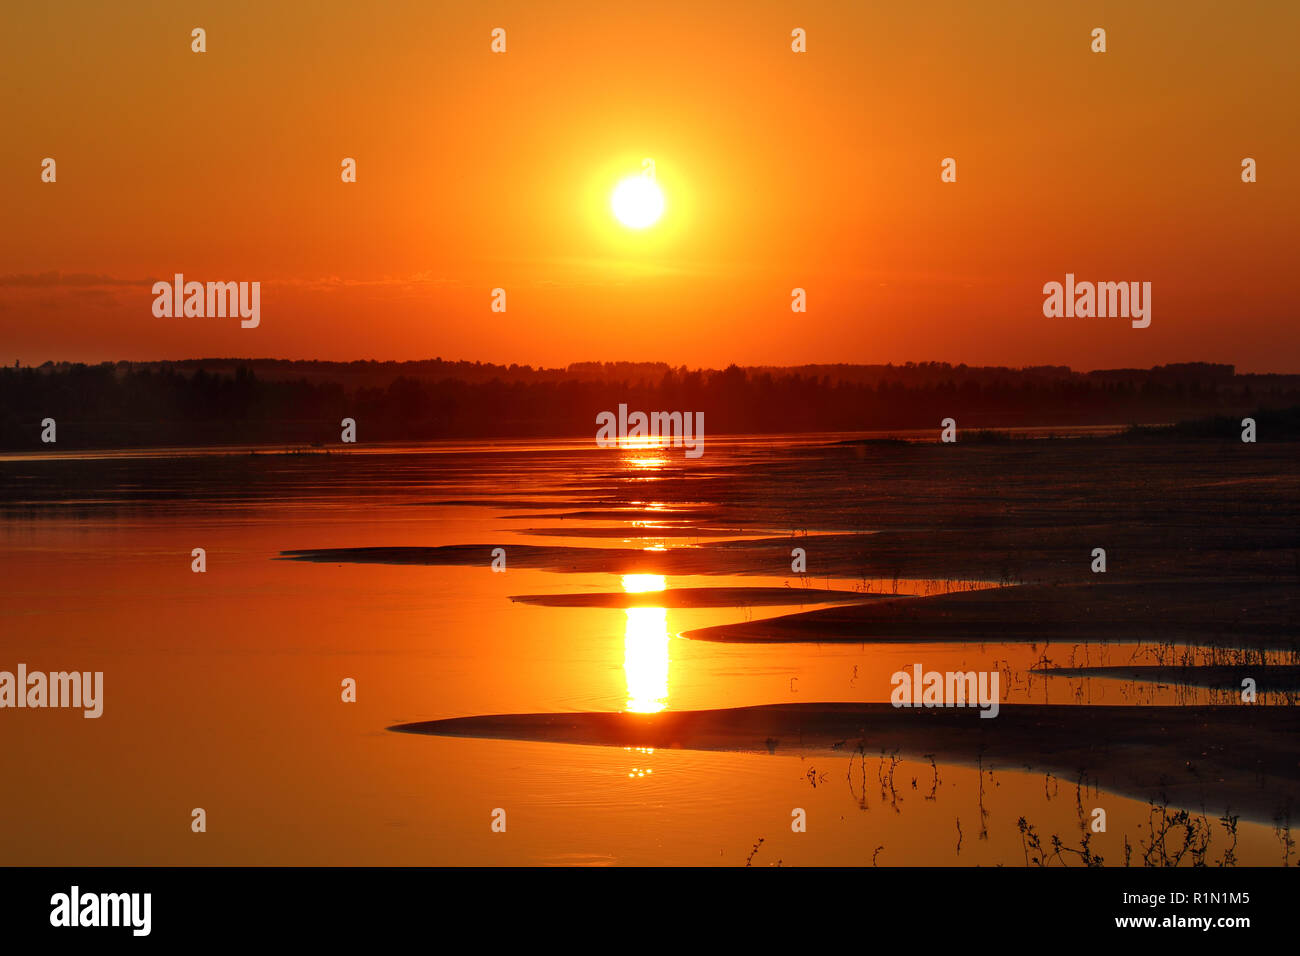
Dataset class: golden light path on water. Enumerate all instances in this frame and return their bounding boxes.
[621,573,669,714]
[617,435,671,470]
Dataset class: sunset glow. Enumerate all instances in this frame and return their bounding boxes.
[3,2,1295,370]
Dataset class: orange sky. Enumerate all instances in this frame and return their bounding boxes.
[2,0,1297,370]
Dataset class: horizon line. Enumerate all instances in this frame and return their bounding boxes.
[7,357,1297,377]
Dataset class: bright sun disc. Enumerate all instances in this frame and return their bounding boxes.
[611,176,664,229]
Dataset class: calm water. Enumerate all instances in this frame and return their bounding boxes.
[0,435,1285,865]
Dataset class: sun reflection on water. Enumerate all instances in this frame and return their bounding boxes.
[621,573,670,713]
[622,455,670,471]
[619,440,671,471]
[621,573,666,593]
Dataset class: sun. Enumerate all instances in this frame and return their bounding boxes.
[611,175,665,229]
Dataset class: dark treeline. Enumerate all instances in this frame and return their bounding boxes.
[2,359,1298,448]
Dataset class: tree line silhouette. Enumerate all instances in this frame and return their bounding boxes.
[2,359,1297,448]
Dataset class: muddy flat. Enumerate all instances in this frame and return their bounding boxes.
[1033,664,1300,692]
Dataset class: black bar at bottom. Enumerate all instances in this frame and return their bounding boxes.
[0,866,1281,942]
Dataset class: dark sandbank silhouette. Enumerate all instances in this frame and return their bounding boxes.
[390,702,1298,823]
[681,581,1299,651]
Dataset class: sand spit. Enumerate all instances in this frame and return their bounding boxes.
[518,526,756,539]
[507,586,882,609]
[279,541,842,576]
